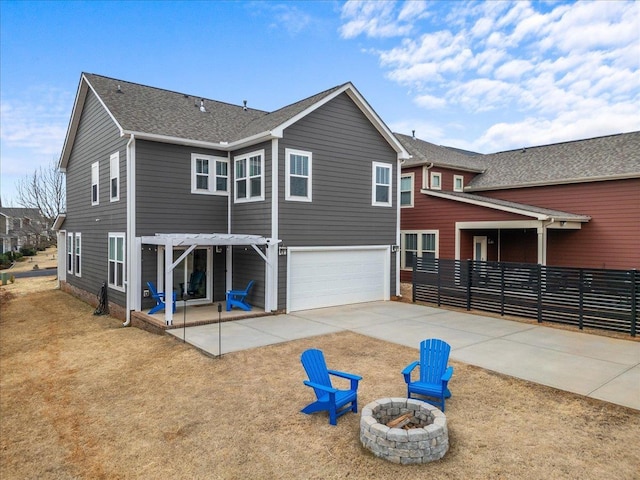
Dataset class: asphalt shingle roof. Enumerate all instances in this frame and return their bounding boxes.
[467,131,640,191]
[84,73,346,145]
[395,133,486,172]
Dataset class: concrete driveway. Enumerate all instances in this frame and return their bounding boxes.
[167,301,640,411]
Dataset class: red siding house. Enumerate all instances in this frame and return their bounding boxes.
[397,131,640,282]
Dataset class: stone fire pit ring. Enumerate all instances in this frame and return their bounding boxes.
[360,397,449,465]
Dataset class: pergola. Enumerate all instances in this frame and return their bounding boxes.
[137,233,280,325]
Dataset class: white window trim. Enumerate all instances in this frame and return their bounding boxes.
[108,232,126,292]
[91,161,99,205]
[430,171,442,191]
[454,174,464,192]
[67,232,73,274]
[191,153,229,195]
[74,233,82,277]
[110,152,120,202]
[400,172,414,208]
[285,148,312,202]
[234,150,265,203]
[401,230,439,270]
[372,161,393,207]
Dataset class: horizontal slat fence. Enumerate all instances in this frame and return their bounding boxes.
[413,258,638,336]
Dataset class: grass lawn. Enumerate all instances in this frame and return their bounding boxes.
[1,279,639,479]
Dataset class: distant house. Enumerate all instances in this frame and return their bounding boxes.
[55,73,409,324]
[0,207,52,253]
[397,131,640,282]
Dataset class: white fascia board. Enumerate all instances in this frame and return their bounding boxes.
[122,129,279,151]
[422,189,549,220]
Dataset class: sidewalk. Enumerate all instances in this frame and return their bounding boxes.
[167,300,640,411]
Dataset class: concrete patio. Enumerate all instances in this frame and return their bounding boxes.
[167,300,640,411]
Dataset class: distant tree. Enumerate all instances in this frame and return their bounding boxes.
[15,158,65,225]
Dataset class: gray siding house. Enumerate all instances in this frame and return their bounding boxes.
[56,73,409,325]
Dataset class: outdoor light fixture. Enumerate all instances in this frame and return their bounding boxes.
[391,244,400,253]
[278,246,287,256]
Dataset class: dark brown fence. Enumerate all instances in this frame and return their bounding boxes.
[413,258,638,336]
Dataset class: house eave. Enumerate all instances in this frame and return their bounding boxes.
[52,214,66,231]
[421,189,591,222]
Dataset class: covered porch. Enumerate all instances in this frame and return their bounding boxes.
[135,233,280,326]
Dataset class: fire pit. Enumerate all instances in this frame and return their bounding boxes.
[360,397,448,465]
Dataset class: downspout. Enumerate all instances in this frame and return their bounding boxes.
[226,151,232,290]
[123,134,135,326]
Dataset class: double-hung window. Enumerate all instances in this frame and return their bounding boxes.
[454,175,464,192]
[110,152,120,201]
[108,233,125,291]
[285,148,312,201]
[400,173,414,207]
[372,162,392,207]
[91,161,99,205]
[401,230,438,270]
[234,150,264,202]
[430,171,442,190]
[67,232,73,274]
[74,233,81,277]
[191,154,228,195]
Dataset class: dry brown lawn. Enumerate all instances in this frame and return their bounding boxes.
[1,278,639,479]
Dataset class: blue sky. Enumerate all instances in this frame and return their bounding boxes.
[1,0,639,204]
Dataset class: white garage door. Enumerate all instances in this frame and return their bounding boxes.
[288,246,390,312]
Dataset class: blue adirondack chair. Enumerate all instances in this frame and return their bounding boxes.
[226,280,255,311]
[402,338,454,412]
[147,281,177,315]
[300,349,362,425]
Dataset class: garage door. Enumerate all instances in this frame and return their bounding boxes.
[288,246,390,312]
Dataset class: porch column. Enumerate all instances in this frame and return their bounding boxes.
[537,222,547,265]
[265,243,278,312]
[164,238,174,325]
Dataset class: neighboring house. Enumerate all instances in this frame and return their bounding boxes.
[55,73,409,324]
[0,207,52,253]
[397,131,640,282]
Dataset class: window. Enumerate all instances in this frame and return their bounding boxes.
[401,230,438,270]
[454,175,464,192]
[67,232,73,274]
[191,154,228,195]
[285,148,312,201]
[110,152,119,201]
[74,233,81,277]
[108,233,125,291]
[91,162,99,205]
[430,172,441,190]
[372,162,392,207]
[400,173,414,207]
[234,150,264,202]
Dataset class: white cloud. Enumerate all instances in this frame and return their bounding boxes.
[339,0,428,39]
[0,89,70,156]
[340,0,640,152]
[413,94,446,109]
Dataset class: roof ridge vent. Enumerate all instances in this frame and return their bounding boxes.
[200,99,206,113]
[243,100,247,111]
